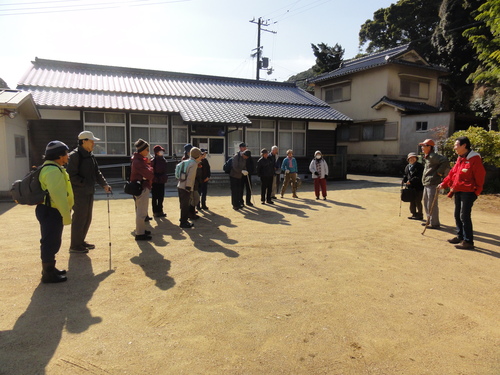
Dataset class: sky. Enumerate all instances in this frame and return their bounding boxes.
[0,0,396,89]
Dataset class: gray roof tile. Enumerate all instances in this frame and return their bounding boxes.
[309,44,448,84]
[17,58,351,124]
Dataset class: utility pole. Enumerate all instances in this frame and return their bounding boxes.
[249,17,276,80]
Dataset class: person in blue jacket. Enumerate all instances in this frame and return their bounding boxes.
[280,149,298,198]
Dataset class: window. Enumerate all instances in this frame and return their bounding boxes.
[349,125,361,141]
[84,112,126,155]
[246,119,275,154]
[400,78,429,99]
[130,114,169,154]
[384,122,398,140]
[324,82,351,103]
[227,126,243,155]
[172,115,188,157]
[362,123,385,141]
[338,125,349,142]
[279,121,306,156]
[416,121,428,132]
[14,135,27,157]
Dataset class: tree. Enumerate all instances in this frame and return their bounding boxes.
[286,67,316,92]
[311,43,344,74]
[431,0,485,112]
[442,126,500,166]
[358,0,440,58]
[463,0,500,116]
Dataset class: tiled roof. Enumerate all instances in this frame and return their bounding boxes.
[372,96,440,113]
[309,44,448,84]
[17,58,352,124]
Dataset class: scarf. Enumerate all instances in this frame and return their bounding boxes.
[288,156,293,168]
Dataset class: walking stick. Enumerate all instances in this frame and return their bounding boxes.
[399,183,403,217]
[421,189,439,235]
[107,192,112,270]
[246,174,256,205]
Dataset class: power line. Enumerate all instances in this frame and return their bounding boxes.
[0,0,190,16]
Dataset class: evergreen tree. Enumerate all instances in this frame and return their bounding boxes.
[311,43,344,74]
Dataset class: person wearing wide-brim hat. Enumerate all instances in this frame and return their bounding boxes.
[402,152,424,220]
[37,141,74,283]
[67,131,111,253]
[419,139,449,229]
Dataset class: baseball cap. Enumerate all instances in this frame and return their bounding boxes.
[78,130,100,141]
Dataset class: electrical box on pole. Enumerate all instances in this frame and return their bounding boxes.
[249,17,276,80]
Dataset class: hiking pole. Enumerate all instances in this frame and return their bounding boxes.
[247,174,256,205]
[421,188,439,235]
[107,192,112,270]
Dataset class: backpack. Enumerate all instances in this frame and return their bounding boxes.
[223,157,233,174]
[10,164,61,205]
[175,160,194,181]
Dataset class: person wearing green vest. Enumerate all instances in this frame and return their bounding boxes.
[37,141,74,283]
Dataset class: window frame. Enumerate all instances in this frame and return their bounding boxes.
[278,120,306,156]
[130,114,169,155]
[14,134,27,158]
[416,121,428,132]
[84,112,127,156]
[245,119,275,155]
[324,81,351,103]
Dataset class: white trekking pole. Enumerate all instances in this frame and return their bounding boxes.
[247,174,256,205]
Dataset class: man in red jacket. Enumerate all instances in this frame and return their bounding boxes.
[438,136,486,250]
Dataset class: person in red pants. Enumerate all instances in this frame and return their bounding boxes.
[309,150,329,200]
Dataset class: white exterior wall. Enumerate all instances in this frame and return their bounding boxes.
[400,112,455,155]
[0,115,30,192]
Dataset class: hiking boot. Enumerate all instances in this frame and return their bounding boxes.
[292,194,298,198]
[41,262,67,283]
[83,241,95,250]
[455,241,474,250]
[266,200,274,204]
[69,247,89,254]
[201,205,209,210]
[180,222,194,229]
[135,234,152,241]
[246,202,254,207]
[144,216,152,222]
[447,237,462,244]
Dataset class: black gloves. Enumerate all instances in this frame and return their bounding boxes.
[314,171,319,176]
[185,186,191,192]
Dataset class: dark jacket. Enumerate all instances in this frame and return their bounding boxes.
[67,146,107,195]
[256,156,275,177]
[403,162,424,190]
[152,155,168,184]
[245,155,255,175]
[201,158,211,181]
[229,153,247,179]
[130,153,154,190]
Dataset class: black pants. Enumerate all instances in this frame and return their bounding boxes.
[199,181,208,207]
[36,204,64,263]
[178,188,191,224]
[151,182,165,214]
[230,176,243,208]
[260,176,273,202]
[71,193,93,249]
[240,175,252,204]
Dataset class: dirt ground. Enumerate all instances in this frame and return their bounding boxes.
[0,175,499,375]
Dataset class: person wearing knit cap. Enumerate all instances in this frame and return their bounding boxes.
[151,145,168,218]
[402,152,424,220]
[182,143,193,161]
[130,139,155,240]
[37,140,74,283]
[67,130,112,253]
[309,150,329,200]
[177,147,203,228]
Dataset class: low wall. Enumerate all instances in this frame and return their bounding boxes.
[346,154,407,176]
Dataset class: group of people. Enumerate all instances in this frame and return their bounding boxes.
[228,144,330,210]
[36,131,111,283]
[402,137,486,250]
[34,131,486,284]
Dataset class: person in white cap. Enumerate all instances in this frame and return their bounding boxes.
[67,130,112,253]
